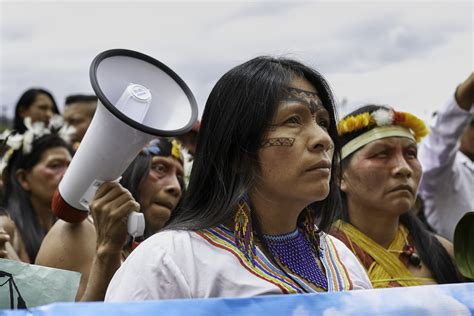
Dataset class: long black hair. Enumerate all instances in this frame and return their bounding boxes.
[2,134,73,262]
[167,56,341,234]
[13,88,60,133]
[338,104,461,284]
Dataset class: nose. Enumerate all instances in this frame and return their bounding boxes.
[164,175,182,199]
[45,109,54,121]
[391,152,412,178]
[308,125,333,153]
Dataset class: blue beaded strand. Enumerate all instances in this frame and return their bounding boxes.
[262,229,328,290]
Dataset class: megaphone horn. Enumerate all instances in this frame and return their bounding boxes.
[52,49,198,237]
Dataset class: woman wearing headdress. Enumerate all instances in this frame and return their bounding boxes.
[105,56,372,301]
[0,118,73,262]
[35,137,185,301]
[331,105,463,287]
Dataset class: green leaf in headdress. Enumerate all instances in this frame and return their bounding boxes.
[453,212,474,279]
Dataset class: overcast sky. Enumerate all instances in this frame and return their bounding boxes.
[1,0,472,123]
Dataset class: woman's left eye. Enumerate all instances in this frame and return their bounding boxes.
[406,150,418,158]
[317,118,330,129]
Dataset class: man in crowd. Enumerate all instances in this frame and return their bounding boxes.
[418,73,474,241]
[63,94,97,148]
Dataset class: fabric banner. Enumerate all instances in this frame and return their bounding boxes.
[0,282,473,315]
[0,259,80,310]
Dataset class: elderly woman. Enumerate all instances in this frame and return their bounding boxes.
[331,105,462,287]
[105,56,372,301]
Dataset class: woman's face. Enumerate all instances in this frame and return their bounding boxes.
[138,155,183,234]
[21,93,55,125]
[22,147,71,206]
[341,136,422,216]
[253,76,334,208]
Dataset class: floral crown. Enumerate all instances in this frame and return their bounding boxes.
[337,107,429,160]
[0,115,76,173]
[141,138,183,163]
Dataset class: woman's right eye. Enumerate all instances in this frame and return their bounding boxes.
[284,116,301,125]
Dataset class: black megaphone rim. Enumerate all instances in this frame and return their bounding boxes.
[89,48,198,137]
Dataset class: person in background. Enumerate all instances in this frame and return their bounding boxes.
[0,121,73,262]
[105,56,372,302]
[35,138,184,301]
[331,105,462,288]
[12,88,60,134]
[63,94,98,150]
[418,73,474,241]
[0,208,20,260]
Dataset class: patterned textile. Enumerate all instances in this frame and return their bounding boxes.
[197,225,353,293]
[331,220,435,288]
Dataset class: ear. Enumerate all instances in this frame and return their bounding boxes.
[15,169,31,191]
[340,173,348,193]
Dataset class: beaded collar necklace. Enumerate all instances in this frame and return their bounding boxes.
[262,228,328,290]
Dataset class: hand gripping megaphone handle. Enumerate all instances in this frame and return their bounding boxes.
[53,178,146,237]
[81,178,145,237]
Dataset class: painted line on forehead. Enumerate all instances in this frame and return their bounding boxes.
[282,87,324,113]
[260,137,295,148]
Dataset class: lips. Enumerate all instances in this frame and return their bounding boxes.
[152,200,174,210]
[389,184,414,194]
[305,160,331,173]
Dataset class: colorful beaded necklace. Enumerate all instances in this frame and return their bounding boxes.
[262,228,328,290]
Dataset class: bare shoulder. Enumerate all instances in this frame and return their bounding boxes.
[434,234,454,258]
[36,218,97,271]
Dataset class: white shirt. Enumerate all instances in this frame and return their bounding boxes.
[418,95,474,241]
[105,226,371,301]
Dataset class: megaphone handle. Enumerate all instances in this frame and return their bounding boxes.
[128,212,145,238]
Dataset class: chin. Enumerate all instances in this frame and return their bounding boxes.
[306,189,330,205]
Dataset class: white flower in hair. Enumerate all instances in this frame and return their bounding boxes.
[22,131,34,154]
[24,117,50,138]
[49,115,64,130]
[372,108,394,126]
[0,129,11,140]
[5,133,24,151]
[58,124,76,144]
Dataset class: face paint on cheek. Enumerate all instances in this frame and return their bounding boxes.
[260,137,295,148]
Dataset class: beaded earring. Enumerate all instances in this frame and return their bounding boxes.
[234,197,256,266]
[301,207,321,255]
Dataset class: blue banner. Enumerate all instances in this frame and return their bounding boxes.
[1,283,473,315]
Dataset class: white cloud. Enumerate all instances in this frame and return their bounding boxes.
[0,0,471,123]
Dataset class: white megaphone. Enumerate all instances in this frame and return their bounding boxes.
[52,49,198,238]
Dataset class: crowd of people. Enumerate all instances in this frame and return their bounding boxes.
[0,57,472,305]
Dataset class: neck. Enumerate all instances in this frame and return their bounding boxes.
[30,196,54,232]
[248,189,305,236]
[346,199,399,248]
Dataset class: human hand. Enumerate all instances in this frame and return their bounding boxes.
[89,182,140,255]
[0,228,10,258]
[455,72,474,111]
